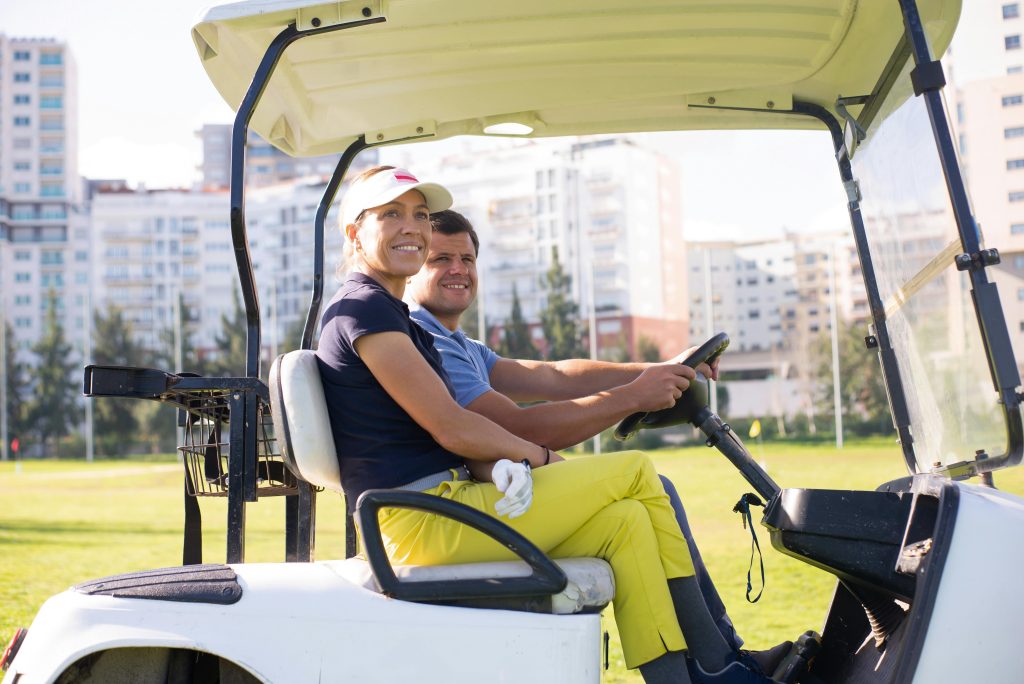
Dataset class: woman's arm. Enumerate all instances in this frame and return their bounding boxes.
[354,331,551,468]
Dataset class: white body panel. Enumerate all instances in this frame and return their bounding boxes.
[911,483,1024,683]
[3,561,602,684]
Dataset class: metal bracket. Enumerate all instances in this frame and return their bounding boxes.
[843,178,862,204]
[929,459,977,481]
[835,96,868,143]
[954,248,1000,272]
[865,334,879,350]
[910,60,946,96]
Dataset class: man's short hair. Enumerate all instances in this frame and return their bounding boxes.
[430,209,480,256]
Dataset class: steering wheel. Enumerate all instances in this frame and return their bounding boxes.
[613,332,729,441]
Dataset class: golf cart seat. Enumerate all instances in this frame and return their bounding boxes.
[268,349,615,614]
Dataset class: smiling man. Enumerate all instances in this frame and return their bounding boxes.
[406,210,795,671]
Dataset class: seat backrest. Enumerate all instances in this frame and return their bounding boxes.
[269,350,343,493]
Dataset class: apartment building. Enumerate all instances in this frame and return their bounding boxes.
[950,1,1024,367]
[0,36,86,359]
[389,137,688,359]
[89,189,235,362]
[195,124,367,190]
[686,232,865,418]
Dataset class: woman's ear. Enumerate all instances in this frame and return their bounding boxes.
[344,223,360,250]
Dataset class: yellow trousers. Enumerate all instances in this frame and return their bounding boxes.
[375,450,695,668]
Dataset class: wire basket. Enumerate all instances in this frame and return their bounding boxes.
[179,391,297,497]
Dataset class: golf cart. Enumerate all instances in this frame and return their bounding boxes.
[5,0,1024,681]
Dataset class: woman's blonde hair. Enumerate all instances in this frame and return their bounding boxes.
[338,164,396,275]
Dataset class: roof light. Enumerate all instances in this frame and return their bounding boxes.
[483,122,534,136]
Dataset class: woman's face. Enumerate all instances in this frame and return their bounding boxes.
[347,189,431,291]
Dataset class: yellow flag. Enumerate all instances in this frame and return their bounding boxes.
[748,419,762,439]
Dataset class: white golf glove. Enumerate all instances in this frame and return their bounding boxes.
[492,459,533,519]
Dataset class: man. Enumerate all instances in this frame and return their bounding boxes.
[407,210,790,669]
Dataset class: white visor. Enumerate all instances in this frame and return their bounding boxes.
[340,168,453,228]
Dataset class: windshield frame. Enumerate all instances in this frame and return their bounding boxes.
[834,0,1024,476]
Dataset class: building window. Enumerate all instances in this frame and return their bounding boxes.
[14,251,31,261]
[13,72,30,83]
[14,295,31,306]
[1004,94,1024,106]
[1007,126,1024,139]
[39,52,62,65]
[1016,255,1024,269]
[15,273,31,283]
[13,116,30,126]
[13,50,31,61]
[13,94,30,105]
[1005,3,1021,19]
[1008,159,1024,170]
[13,183,31,194]
[13,161,31,172]
[40,251,63,265]
[1010,191,1024,202]
[1007,35,1022,50]
[1011,66,1024,74]
[39,96,62,109]
[12,138,32,150]
[1012,223,1024,233]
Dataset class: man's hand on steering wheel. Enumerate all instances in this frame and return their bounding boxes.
[668,347,720,381]
[625,364,698,413]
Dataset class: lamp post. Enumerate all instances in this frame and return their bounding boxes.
[828,241,843,449]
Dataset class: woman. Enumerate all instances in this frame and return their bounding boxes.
[316,165,774,684]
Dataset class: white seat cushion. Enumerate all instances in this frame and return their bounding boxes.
[271,350,343,492]
[326,557,615,614]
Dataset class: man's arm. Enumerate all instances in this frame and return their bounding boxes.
[489,357,649,402]
[467,363,697,450]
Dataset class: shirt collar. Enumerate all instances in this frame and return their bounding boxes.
[409,304,460,339]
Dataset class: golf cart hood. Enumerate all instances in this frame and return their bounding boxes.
[192,0,960,156]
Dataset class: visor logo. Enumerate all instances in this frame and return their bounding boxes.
[394,172,419,183]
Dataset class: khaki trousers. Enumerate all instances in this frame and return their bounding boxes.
[376,450,695,668]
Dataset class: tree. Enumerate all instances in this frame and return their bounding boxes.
[461,296,480,340]
[156,296,200,373]
[814,323,891,435]
[636,335,661,363]
[92,305,152,456]
[497,284,539,360]
[539,246,585,361]
[205,288,248,377]
[26,294,82,456]
[282,313,314,354]
[3,320,29,445]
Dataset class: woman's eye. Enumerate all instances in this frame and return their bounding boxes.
[415,211,430,221]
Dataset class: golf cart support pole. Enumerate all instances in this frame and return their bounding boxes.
[226,15,385,563]
[897,0,1024,473]
[792,100,919,471]
[284,139,368,562]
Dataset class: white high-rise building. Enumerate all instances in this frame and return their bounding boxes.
[90,189,235,362]
[686,232,865,418]
[0,36,86,360]
[389,137,688,359]
[950,2,1024,368]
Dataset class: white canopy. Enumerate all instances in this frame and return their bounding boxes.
[193,0,961,157]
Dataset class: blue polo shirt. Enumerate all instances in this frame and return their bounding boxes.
[317,273,464,508]
[409,305,500,407]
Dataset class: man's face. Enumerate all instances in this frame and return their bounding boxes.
[408,231,478,320]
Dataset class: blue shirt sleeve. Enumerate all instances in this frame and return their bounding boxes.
[432,335,498,407]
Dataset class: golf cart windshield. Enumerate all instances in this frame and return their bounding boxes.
[852,56,1010,474]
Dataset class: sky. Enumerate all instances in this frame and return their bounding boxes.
[0,1,851,241]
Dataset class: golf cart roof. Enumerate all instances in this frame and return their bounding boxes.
[192,0,961,157]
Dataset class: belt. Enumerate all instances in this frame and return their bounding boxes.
[394,465,470,492]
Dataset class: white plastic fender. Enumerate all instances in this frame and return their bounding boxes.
[911,482,1024,683]
[3,561,603,684]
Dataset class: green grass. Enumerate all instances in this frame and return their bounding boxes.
[3,441,1023,682]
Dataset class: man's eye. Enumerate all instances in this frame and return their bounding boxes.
[415,212,430,221]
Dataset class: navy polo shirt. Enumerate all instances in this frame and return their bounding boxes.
[317,272,464,507]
